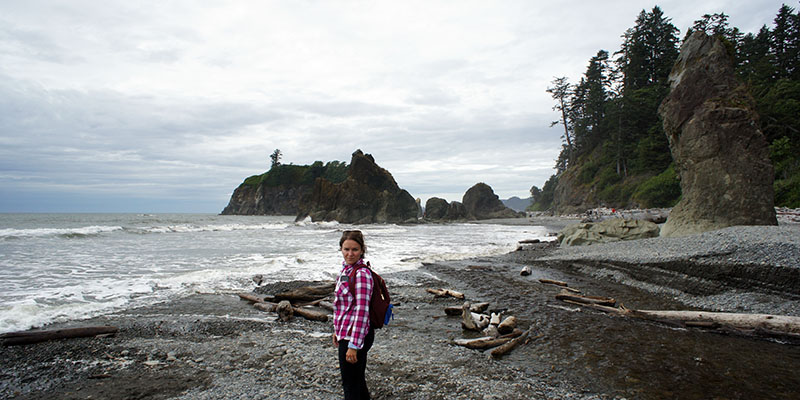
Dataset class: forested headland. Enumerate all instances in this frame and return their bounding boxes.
[530,5,800,212]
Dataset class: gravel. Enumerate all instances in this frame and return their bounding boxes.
[540,225,800,269]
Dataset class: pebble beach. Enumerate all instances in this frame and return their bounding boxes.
[2,217,800,399]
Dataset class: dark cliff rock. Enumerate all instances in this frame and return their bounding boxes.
[424,183,521,221]
[296,150,420,224]
[463,183,523,219]
[221,184,307,215]
[658,32,777,237]
[424,197,468,221]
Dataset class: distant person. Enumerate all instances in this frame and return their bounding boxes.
[333,230,375,399]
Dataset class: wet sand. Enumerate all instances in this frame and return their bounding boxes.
[3,223,800,399]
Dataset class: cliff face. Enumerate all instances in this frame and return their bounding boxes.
[221,183,308,215]
[296,150,420,223]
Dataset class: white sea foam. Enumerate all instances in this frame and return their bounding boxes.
[0,213,552,333]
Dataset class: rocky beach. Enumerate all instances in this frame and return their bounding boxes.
[2,217,800,400]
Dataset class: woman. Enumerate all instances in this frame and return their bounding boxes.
[333,230,374,399]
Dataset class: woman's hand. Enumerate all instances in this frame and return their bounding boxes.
[346,348,358,364]
[332,334,338,347]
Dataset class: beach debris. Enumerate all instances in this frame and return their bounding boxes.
[490,327,536,359]
[490,312,501,326]
[497,316,518,334]
[539,278,581,293]
[1,326,118,346]
[276,300,294,322]
[555,290,616,307]
[559,298,800,341]
[518,239,541,244]
[273,283,335,302]
[453,329,524,350]
[237,293,268,303]
[427,288,465,299]
[238,281,337,322]
[520,266,532,276]
[444,302,488,316]
[461,302,490,331]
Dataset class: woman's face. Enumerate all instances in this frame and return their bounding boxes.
[341,239,363,265]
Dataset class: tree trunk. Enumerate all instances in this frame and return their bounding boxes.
[253,302,278,312]
[453,329,524,350]
[2,326,118,346]
[238,293,267,303]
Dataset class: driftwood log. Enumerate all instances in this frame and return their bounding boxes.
[563,301,800,340]
[318,301,334,312]
[454,329,524,349]
[490,313,501,326]
[294,307,329,322]
[490,327,534,359]
[461,303,490,331]
[238,293,268,303]
[445,303,489,316]
[2,326,118,346]
[555,290,616,307]
[274,283,335,302]
[520,266,531,276]
[427,288,466,299]
[497,316,517,334]
[253,302,278,312]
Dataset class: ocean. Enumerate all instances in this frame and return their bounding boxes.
[0,213,550,334]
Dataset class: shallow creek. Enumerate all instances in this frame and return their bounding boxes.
[421,253,800,400]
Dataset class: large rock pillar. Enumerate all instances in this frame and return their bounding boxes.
[658,32,777,237]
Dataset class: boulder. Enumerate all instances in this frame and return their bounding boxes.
[296,150,419,223]
[446,201,468,220]
[558,219,660,246]
[658,32,777,237]
[462,183,522,220]
[424,197,449,220]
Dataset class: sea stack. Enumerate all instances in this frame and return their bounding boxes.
[658,31,777,237]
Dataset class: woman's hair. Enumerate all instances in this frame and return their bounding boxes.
[339,230,366,254]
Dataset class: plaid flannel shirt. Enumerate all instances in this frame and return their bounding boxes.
[333,259,373,349]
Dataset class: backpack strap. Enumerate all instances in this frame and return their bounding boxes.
[348,261,371,288]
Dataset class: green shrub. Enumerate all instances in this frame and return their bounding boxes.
[775,172,800,208]
[633,164,681,208]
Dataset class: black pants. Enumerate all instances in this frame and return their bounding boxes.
[338,329,375,400]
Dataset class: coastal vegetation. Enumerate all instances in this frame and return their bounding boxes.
[242,160,349,189]
[531,5,800,211]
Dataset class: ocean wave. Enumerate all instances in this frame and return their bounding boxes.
[126,222,290,235]
[0,225,124,240]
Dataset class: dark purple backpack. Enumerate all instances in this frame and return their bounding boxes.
[349,262,393,329]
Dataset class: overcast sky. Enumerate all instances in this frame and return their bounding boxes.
[0,0,789,213]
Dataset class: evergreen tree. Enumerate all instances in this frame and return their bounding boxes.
[546,77,575,166]
[270,149,282,169]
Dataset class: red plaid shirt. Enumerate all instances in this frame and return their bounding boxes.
[333,259,373,349]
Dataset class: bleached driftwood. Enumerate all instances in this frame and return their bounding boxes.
[482,325,499,338]
[490,327,534,359]
[2,326,118,346]
[445,303,490,316]
[555,290,616,307]
[563,301,800,340]
[497,316,517,334]
[427,288,466,299]
[490,313,501,326]
[453,329,524,350]
[461,303,490,331]
[520,266,532,276]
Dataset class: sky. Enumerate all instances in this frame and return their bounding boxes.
[0,0,791,213]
